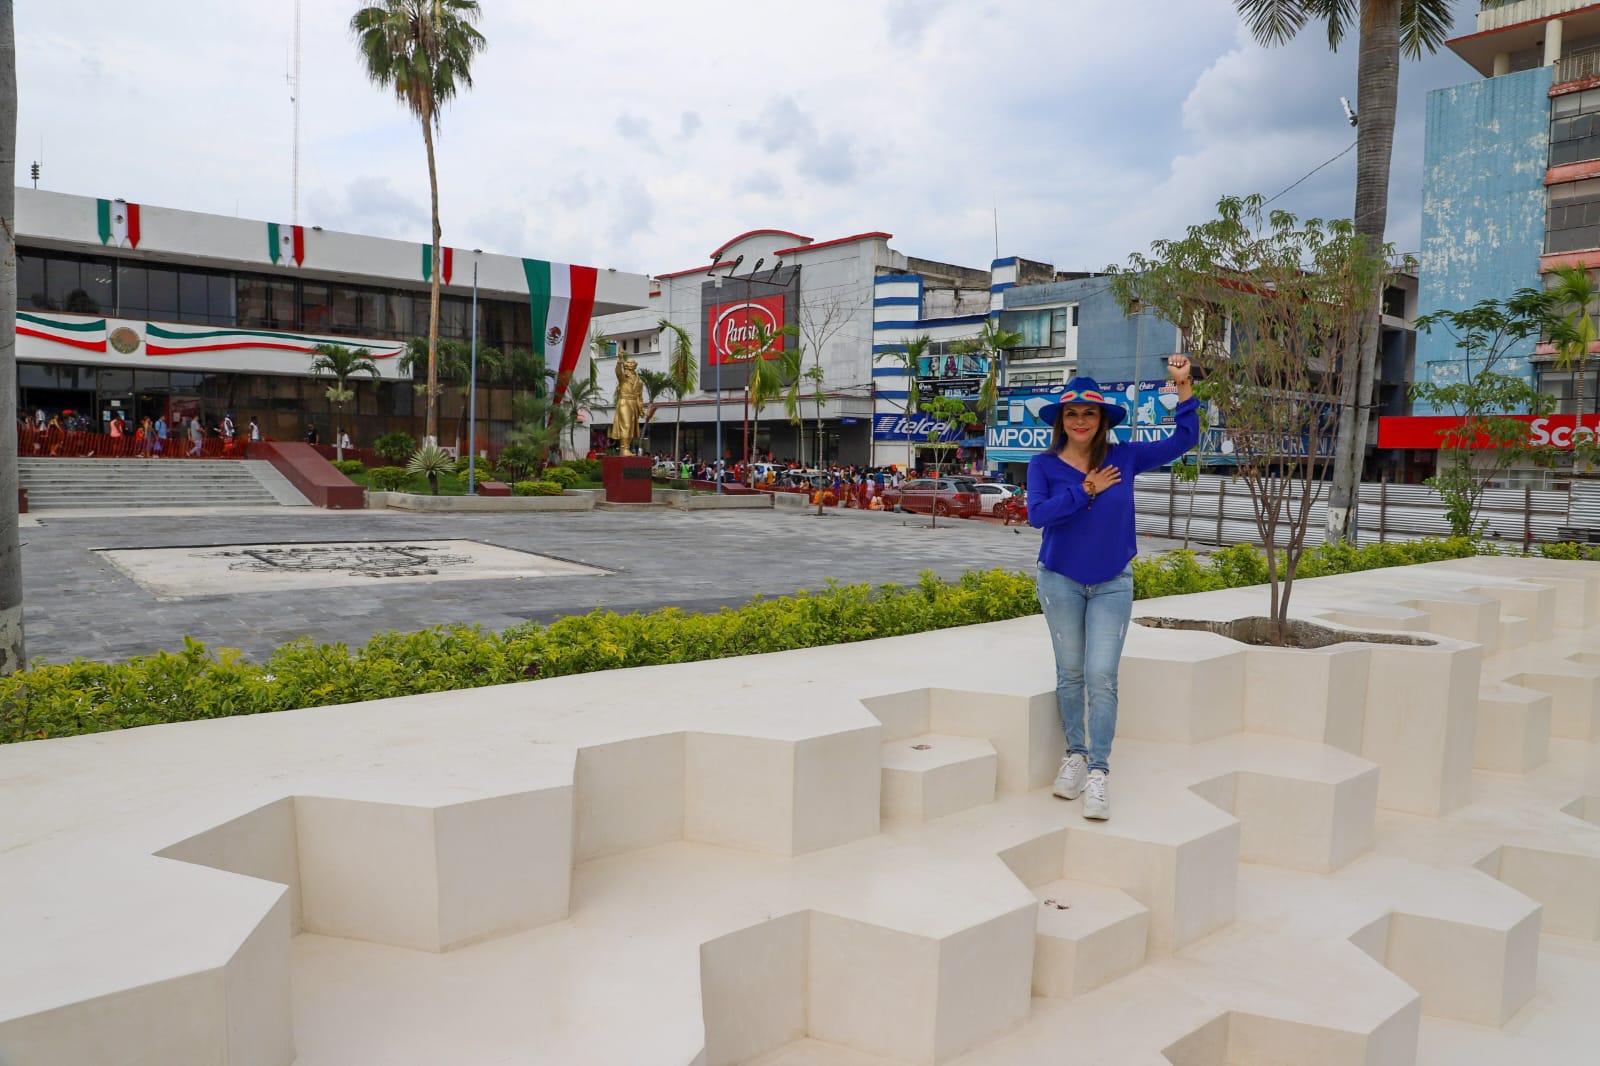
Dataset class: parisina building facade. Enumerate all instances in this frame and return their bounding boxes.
[14,187,648,448]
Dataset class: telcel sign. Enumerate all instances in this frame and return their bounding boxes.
[707,294,786,365]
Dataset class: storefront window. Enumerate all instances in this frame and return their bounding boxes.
[147,268,179,321]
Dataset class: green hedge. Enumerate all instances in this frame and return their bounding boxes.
[331,459,364,476]
[0,537,1535,744]
[512,480,564,497]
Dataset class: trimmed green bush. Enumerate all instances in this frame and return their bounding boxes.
[331,459,364,476]
[367,466,410,492]
[0,537,1540,745]
[372,432,417,464]
[542,466,580,488]
[454,455,491,478]
[563,458,602,481]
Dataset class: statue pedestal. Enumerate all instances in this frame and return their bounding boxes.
[602,455,654,503]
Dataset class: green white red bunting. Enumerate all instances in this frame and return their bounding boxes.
[422,244,454,284]
[18,312,108,352]
[142,323,403,359]
[523,260,598,404]
[96,199,140,247]
[267,222,304,266]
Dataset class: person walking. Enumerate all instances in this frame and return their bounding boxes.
[139,416,155,458]
[154,414,168,456]
[187,415,204,457]
[1027,357,1197,820]
[249,417,261,443]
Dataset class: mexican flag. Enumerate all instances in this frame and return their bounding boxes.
[268,222,304,266]
[524,260,598,404]
[422,244,454,284]
[96,199,141,247]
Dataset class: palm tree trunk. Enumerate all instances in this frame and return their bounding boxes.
[422,106,442,447]
[1326,0,1399,546]
[0,1,23,673]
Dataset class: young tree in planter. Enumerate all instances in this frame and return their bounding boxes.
[1410,289,1564,538]
[731,319,799,467]
[1109,194,1391,643]
[918,393,977,530]
[309,343,381,461]
[786,360,829,512]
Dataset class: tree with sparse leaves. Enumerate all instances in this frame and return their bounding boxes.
[1110,194,1391,642]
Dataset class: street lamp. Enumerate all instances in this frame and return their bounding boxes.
[708,254,743,494]
[467,249,483,494]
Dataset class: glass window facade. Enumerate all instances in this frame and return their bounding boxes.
[16,244,534,352]
[1547,177,1600,253]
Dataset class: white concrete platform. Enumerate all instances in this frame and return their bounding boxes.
[2,557,1599,1065]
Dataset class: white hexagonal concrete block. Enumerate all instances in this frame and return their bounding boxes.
[1361,640,1480,816]
[881,734,997,822]
[1031,878,1149,999]
[1474,685,1551,774]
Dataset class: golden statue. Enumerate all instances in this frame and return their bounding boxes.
[613,358,644,455]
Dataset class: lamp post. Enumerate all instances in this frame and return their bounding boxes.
[467,249,482,494]
[708,254,743,494]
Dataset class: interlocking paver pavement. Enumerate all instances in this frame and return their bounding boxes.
[21,505,1187,665]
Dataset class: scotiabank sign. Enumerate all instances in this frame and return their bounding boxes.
[706,294,786,366]
[1379,414,1600,449]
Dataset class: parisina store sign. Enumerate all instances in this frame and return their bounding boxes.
[706,294,787,366]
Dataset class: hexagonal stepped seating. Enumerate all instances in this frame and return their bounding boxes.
[1162,1009,1419,1066]
[1030,878,1149,999]
[1474,682,1552,773]
[1505,665,1600,740]
[880,734,998,821]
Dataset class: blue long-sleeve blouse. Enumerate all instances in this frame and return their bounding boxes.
[1027,397,1201,584]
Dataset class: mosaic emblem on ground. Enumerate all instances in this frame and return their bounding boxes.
[97,539,606,598]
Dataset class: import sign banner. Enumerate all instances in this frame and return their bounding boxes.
[706,294,787,365]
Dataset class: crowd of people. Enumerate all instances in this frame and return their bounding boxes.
[615,449,989,509]
[20,407,261,458]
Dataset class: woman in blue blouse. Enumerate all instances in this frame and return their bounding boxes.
[1027,357,1198,819]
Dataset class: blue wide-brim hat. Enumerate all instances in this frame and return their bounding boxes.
[1038,376,1126,429]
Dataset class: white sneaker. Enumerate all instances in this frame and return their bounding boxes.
[1053,753,1088,800]
[1083,770,1109,820]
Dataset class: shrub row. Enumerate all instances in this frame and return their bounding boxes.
[512,480,564,496]
[0,537,1551,744]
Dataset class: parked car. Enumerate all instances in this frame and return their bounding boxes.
[969,482,1021,514]
[881,478,983,518]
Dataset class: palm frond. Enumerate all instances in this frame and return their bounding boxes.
[1400,0,1455,59]
[1234,0,1315,47]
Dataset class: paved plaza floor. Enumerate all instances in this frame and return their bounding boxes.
[20,506,1188,665]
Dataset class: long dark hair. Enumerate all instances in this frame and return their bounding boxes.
[1051,408,1110,469]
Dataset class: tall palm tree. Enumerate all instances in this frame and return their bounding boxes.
[309,343,381,460]
[659,318,697,460]
[955,319,1022,441]
[1548,264,1599,424]
[1236,0,1453,544]
[350,0,486,447]
[0,0,22,673]
[875,334,931,475]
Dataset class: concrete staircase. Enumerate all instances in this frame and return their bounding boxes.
[18,458,311,510]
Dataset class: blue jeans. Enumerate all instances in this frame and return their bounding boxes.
[1036,563,1133,774]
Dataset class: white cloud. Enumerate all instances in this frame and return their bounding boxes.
[15,0,1484,279]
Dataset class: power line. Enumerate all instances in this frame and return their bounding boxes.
[1263,139,1357,208]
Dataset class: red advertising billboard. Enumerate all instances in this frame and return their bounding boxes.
[706,294,787,366]
[1378,414,1600,449]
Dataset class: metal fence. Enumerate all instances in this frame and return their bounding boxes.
[1134,472,1576,548]
[1556,49,1600,84]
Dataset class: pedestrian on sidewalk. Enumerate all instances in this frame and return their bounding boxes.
[1027,357,1198,822]
[187,416,204,457]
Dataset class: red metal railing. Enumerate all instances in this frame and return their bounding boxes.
[18,427,246,459]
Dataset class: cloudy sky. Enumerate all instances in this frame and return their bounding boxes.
[17,0,1484,277]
